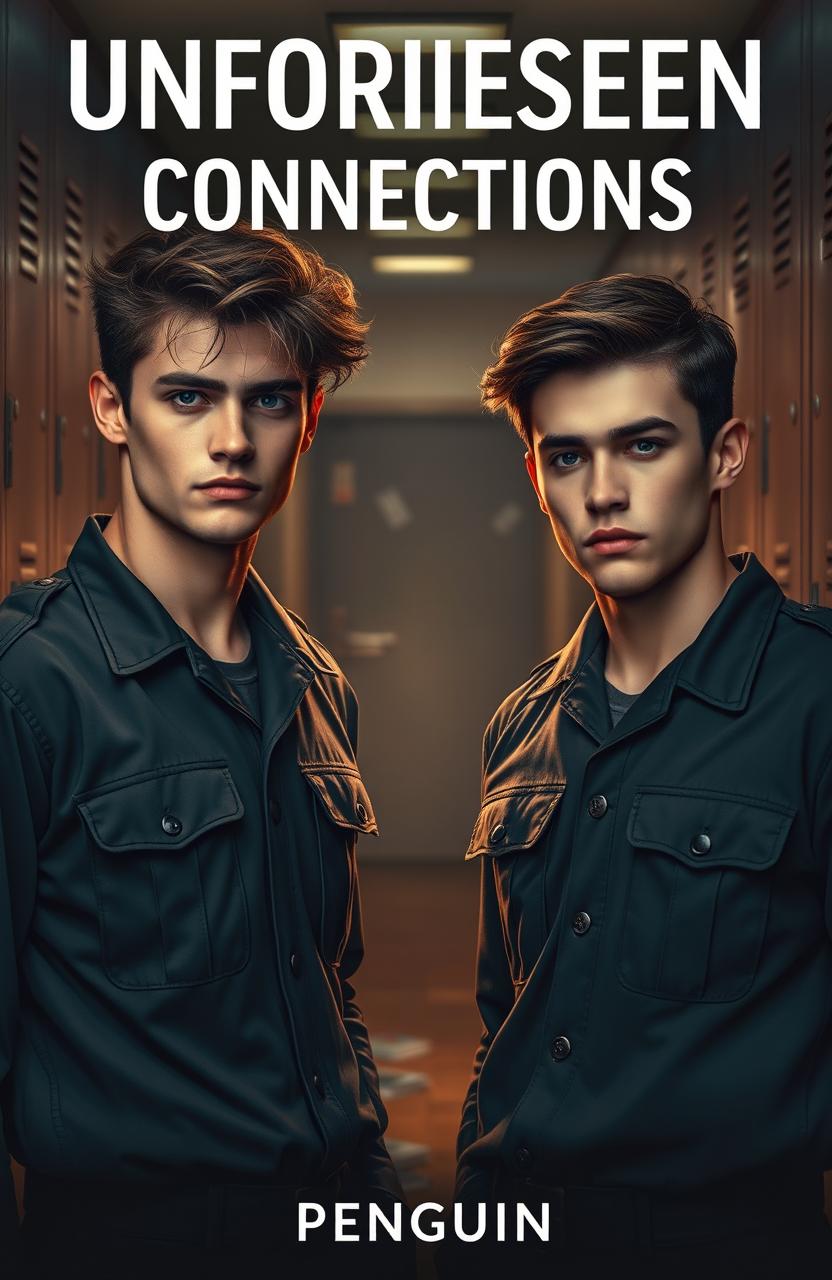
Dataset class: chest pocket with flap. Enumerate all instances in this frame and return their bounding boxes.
[619,786,795,1003]
[301,764,377,966]
[466,784,565,986]
[77,762,248,990]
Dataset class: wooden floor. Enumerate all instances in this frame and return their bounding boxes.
[355,862,482,1209]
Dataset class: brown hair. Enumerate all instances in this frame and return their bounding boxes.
[481,274,737,453]
[85,221,369,418]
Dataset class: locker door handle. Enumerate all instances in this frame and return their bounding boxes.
[55,415,67,495]
[760,413,770,496]
[4,394,15,489]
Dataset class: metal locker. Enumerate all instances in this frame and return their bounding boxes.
[49,9,94,566]
[0,0,6,598]
[85,64,132,520]
[809,0,832,607]
[760,0,806,597]
[3,0,51,589]
[720,84,764,561]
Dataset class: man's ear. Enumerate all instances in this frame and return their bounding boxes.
[300,386,324,454]
[89,371,129,445]
[524,450,548,514]
[710,417,749,494]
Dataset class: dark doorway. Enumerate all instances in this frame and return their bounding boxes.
[308,415,544,862]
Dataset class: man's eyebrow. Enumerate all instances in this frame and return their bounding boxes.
[152,373,304,395]
[536,417,680,450]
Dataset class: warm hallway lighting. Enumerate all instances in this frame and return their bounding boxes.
[371,255,474,274]
[330,18,510,53]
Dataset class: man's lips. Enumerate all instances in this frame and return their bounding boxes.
[195,473,257,486]
[584,528,645,553]
[195,477,261,499]
[196,477,260,489]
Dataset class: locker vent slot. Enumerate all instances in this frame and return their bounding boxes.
[770,150,792,288]
[64,181,83,311]
[823,114,832,262]
[731,197,751,312]
[18,134,40,282]
[674,265,688,286]
[700,237,716,302]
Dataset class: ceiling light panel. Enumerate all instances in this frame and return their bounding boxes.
[356,111,486,139]
[331,18,510,54]
[368,216,476,238]
[372,254,474,274]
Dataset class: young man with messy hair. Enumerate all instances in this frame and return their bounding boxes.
[0,223,408,1279]
[449,275,832,1278]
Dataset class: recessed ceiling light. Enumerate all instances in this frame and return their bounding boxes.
[369,217,476,239]
[331,17,510,54]
[356,111,486,140]
[372,254,474,274]
[360,169,478,191]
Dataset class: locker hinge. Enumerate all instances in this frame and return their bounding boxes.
[3,395,15,489]
[55,414,66,496]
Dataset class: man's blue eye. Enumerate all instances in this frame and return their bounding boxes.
[172,390,201,406]
[256,394,286,410]
[554,452,581,468]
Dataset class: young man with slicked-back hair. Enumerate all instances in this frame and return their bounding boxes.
[446,275,832,1279]
[0,223,410,1279]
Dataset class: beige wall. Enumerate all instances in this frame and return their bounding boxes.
[329,289,545,418]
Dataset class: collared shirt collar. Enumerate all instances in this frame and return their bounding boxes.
[68,514,337,682]
[529,551,785,719]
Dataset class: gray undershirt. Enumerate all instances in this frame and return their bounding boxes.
[213,645,261,723]
[606,679,642,728]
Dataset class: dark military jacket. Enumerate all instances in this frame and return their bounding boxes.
[456,551,832,1200]
[0,515,400,1250]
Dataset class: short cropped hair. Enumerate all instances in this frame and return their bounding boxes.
[481,274,737,453]
[85,221,369,418]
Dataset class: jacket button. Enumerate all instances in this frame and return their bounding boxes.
[588,794,608,819]
[313,1072,326,1099]
[161,813,182,837]
[269,799,282,826]
[514,1146,532,1170]
[551,1035,572,1061]
[489,823,507,844]
[290,952,301,978]
[572,911,591,936]
[690,832,711,855]
[356,802,367,822]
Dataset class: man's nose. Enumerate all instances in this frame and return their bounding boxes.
[585,455,628,512]
[208,405,255,460]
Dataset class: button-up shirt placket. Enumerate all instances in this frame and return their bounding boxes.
[505,638,690,1178]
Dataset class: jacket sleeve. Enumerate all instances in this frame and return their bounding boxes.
[0,682,49,1267]
[813,747,832,941]
[455,852,516,1163]
[454,718,516,1189]
[336,883,405,1204]
[337,682,405,1205]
